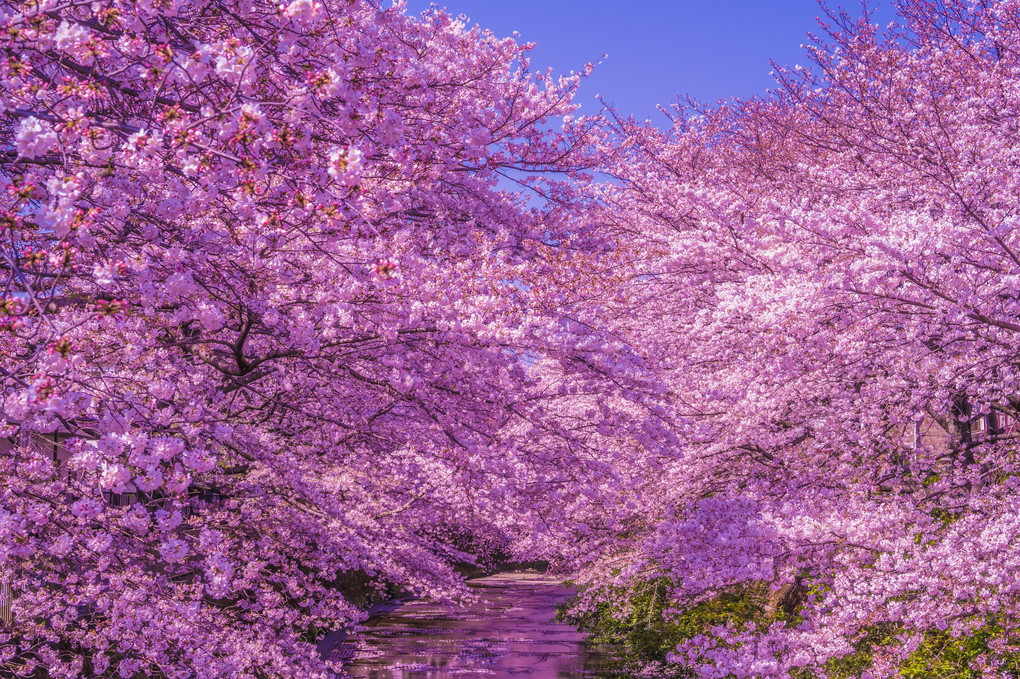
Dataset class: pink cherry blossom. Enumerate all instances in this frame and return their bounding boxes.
[14,117,58,159]
[0,0,610,675]
[564,2,1020,677]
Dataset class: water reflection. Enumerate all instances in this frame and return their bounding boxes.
[324,572,615,678]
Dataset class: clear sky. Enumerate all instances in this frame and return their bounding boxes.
[401,1,842,122]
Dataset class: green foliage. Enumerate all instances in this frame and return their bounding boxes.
[561,578,777,675]
[823,624,900,679]
[900,623,1020,679]
[565,579,1020,679]
[815,619,1020,679]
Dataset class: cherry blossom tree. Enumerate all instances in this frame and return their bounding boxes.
[568,1,1020,676]
[0,0,635,676]
[11,0,1020,676]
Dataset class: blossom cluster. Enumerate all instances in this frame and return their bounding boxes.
[0,0,611,676]
[565,2,1020,676]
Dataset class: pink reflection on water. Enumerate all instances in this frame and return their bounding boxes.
[328,573,615,678]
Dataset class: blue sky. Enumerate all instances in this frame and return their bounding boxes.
[402,1,848,122]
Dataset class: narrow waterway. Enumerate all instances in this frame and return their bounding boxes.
[322,572,617,678]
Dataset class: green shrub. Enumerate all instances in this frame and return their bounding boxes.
[561,579,777,676]
[564,579,1020,679]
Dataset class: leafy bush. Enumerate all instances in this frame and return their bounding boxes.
[562,579,777,676]
[566,579,1020,679]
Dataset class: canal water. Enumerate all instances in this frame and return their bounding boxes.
[322,572,617,678]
